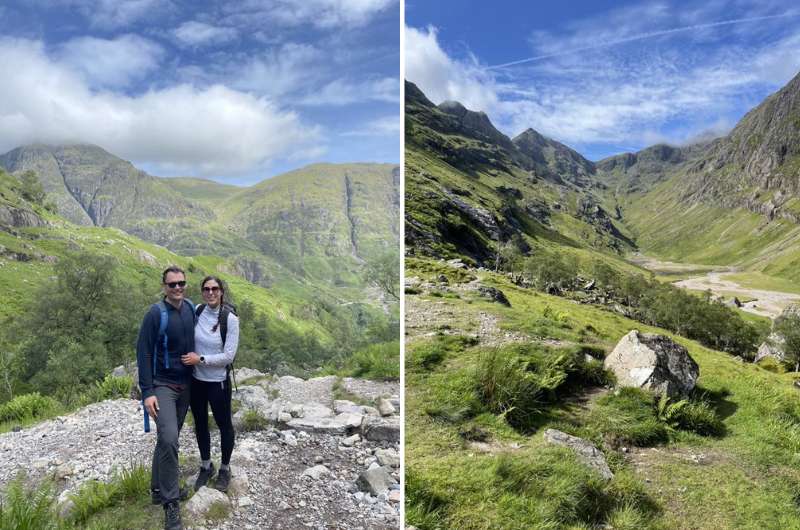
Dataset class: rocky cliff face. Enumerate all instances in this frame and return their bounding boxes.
[0,144,208,228]
[675,72,800,214]
[512,128,596,187]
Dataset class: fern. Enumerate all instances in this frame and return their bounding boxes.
[656,394,689,427]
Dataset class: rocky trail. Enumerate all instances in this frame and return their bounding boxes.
[0,370,400,529]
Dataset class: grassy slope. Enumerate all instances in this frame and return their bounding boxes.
[160,176,242,205]
[614,173,800,289]
[220,163,399,287]
[0,169,323,337]
[406,259,800,529]
[405,140,638,273]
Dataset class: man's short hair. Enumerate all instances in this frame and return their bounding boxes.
[162,265,185,283]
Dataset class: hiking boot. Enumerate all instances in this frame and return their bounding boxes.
[194,462,216,491]
[151,487,190,505]
[163,501,182,530]
[215,467,231,493]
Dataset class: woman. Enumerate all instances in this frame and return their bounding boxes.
[180,276,239,493]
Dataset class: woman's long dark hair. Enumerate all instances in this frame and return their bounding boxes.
[201,276,226,333]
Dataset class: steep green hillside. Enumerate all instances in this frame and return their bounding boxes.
[596,71,800,287]
[0,145,400,297]
[220,163,400,284]
[161,176,241,205]
[405,81,633,266]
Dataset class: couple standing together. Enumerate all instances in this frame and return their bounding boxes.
[136,266,240,530]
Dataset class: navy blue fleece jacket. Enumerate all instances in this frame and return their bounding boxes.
[136,299,196,399]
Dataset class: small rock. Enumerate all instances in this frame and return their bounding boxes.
[238,496,254,507]
[377,399,396,417]
[185,486,231,521]
[341,434,360,447]
[357,467,397,495]
[302,465,331,480]
[543,429,613,480]
[375,448,400,468]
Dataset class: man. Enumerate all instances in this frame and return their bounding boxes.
[136,266,196,530]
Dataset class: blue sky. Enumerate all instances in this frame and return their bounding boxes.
[0,0,399,184]
[406,0,800,161]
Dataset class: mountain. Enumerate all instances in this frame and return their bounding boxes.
[595,71,800,280]
[0,144,207,228]
[512,128,596,187]
[404,80,633,265]
[0,144,400,292]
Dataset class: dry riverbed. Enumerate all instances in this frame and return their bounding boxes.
[630,254,800,319]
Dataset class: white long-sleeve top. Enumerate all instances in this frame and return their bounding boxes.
[193,304,239,382]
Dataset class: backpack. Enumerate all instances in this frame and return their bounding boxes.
[195,302,238,390]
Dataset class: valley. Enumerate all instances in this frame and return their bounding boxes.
[404,72,800,529]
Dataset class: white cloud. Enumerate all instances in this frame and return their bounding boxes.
[404,25,498,112]
[341,114,399,136]
[300,77,398,105]
[231,42,323,99]
[57,34,163,88]
[174,21,237,47]
[0,38,323,177]
[224,0,396,29]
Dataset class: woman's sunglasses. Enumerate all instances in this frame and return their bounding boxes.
[202,286,221,293]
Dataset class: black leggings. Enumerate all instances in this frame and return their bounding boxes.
[190,376,235,466]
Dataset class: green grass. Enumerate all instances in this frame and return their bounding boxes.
[405,258,800,529]
[240,409,269,432]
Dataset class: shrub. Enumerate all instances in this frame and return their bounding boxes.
[0,393,60,423]
[79,375,133,406]
[672,401,725,436]
[348,341,400,380]
[240,409,269,432]
[757,356,785,374]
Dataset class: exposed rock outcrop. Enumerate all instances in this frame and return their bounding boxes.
[543,429,613,480]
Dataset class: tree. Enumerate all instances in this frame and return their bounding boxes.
[8,252,146,399]
[364,251,399,301]
[773,313,800,372]
[19,170,46,205]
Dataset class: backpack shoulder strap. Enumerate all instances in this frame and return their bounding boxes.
[220,305,230,347]
[195,303,206,319]
[156,301,168,371]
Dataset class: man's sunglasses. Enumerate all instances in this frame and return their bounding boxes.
[202,286,221,293]
[165,281,187,289]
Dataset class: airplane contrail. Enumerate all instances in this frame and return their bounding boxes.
[486,12,798,70]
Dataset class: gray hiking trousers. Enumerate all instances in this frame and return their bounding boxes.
[150,383,190,504]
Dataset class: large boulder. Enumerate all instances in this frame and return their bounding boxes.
[604,330,699,397]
